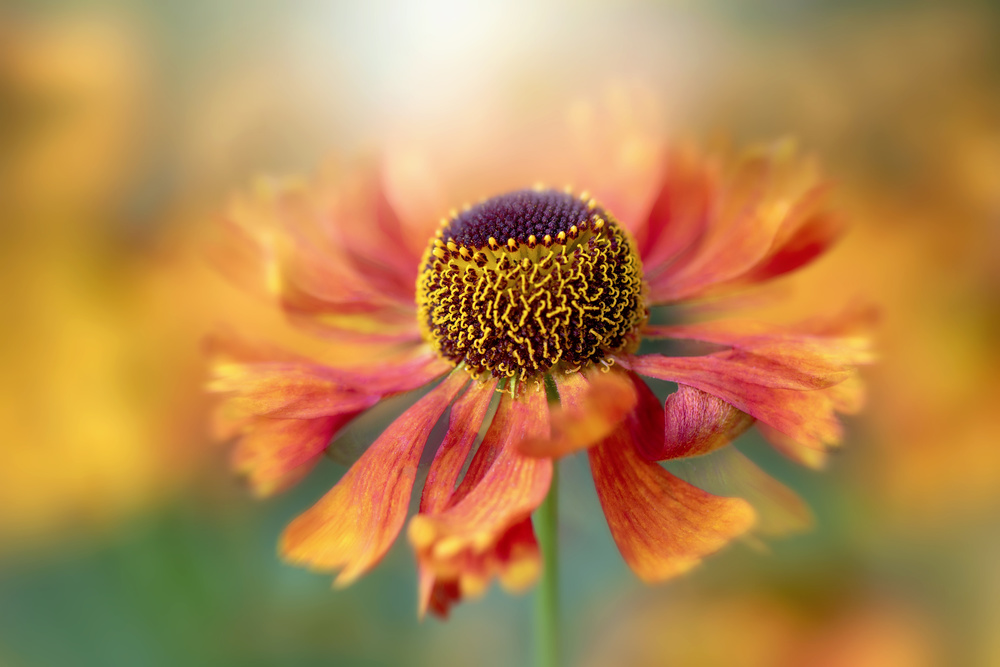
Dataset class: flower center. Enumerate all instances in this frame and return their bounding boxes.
[416,188,648,382]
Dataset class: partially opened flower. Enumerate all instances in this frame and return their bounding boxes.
[209,137,871,618]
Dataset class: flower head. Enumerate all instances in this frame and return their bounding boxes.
[209,137,870,618]
[417,188,647,382]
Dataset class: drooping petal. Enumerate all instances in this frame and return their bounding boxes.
[665,446,812,538]
[589,424,755,582]
[410,388,551,616]
[280,371,467,587]
[622,372,666,461]
[420,379,499,514]
[518,369,636,458]
[207,336,453,493]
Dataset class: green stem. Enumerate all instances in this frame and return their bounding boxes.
[534,462,560,667]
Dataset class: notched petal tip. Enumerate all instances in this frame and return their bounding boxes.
[411,392,550,617]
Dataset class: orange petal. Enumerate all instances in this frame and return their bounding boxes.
[232,413,361,497]
[209,362,381,420]
[757,422,829,469]
[519,369,637,458]
[589,425,755,582]
[410,388,551,615]
[666,446,812,537]
[280,371,467,587]
[737,192,844,286]
[334,164,426,293]
[210,353,449,421]
[643,319,874,390]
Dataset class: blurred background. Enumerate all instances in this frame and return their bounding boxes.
[1,1,998,665]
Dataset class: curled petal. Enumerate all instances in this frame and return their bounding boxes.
[519,369,637,459]
[659,385,755,460]
[631,354,844,450]
[410,388,551,616]
[280,372,467,587]
[666,446,812,538]
[736,192,843,286]
[589,425,755,582]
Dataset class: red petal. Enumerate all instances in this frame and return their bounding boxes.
[326,165,423,300]
[279,371,467,587]
[643,320,874,390]
[209,363,382,419]
[622,372,665,461]
[217,169,424,341]
[737,197,843,285]
[589,425,755,582]
[519,370,636,458]
[645,143,835,303]
[633,144,713,272]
